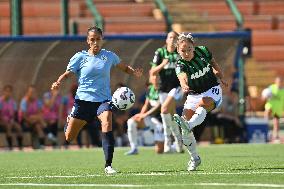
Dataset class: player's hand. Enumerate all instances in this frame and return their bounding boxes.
[51,81,60,90]
[181,84,190,93]
[134,68,143,78]
[161,58,169,66]
[133,113,143,122]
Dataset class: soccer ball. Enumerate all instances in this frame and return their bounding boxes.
[112,87,135,110]
[261,87,272,100]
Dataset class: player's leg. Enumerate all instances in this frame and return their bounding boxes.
[166,87,184,153]
[272,115,280,143]
[97,102,116,174]
[65,118,87,142]
[159,92,173,153]
[125,118,139,155]
[65,99,89,142]
[150,117,164,154]
[162,96,183,152]
[174,85,222,132]
[182,109,201,171]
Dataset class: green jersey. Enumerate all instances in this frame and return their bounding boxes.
[146,84,159,107]
[175,46,219,93]
[265,84,284,117]
[151,47,180,93]
[145,84,160,117]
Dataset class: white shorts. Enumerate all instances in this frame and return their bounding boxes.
[159,87,184,103]
[143,117,164,142]
[184,85,223,111]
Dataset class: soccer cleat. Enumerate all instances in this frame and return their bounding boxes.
[187,156,201,171]
[104,166,117,174]
[173,114,191,132]
[124,148,138,155]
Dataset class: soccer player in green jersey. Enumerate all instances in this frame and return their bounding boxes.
[263,76,284,143]
[173,33,228,171]
[150,31,183,153]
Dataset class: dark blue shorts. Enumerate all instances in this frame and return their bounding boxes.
[70,99,112,123]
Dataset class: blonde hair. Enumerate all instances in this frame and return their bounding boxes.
[176,33,194,47]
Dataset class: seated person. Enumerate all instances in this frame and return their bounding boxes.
[42,88,64,147]
[18,85,46,149]
[0,85,23,150]
[125,76,164,155]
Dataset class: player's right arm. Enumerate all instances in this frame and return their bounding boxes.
[177,73,189,93]
[175,63,190,93]
[51,71,73,90]
[139,98,150,114]
[149,49,168,76]
[51,52,82,90]
[132,98,150,122]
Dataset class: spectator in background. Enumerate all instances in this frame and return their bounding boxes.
[42,88,64,147]
[263,76,284,143]
[0,85,23,150]
[149,31,183,153]
[19,85,46,149]
[213,87,244,143]
[125,74,164,155]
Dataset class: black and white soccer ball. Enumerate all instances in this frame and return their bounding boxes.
[112,87,135,110]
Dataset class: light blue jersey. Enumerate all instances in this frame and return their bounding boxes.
[67,49,120,102]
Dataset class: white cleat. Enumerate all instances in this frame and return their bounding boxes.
[104,166,117,175]
[173,114,191,132]
[187,156,201,171]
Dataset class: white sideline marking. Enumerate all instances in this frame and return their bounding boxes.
[5,171,284,179]
[0,183,284,188]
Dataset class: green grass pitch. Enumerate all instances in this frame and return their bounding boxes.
[0,144,283,189]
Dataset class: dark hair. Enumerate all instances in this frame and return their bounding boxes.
[3,84,12,91]
[87,26,103,36]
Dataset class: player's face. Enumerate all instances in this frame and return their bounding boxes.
[27,87,37,99]
[178,40,194,61]
[3,87,12,98]
[87,31,103,54]
[275,77,283,88]
[166,32,178,48]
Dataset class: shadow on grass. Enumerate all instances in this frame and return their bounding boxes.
[126,169,205,174]
[232,167,284,171]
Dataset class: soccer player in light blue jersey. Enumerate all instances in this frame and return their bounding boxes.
[51,26,143,174]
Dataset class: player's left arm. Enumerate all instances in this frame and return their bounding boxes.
[140,98,150,114]
[210,58,228,87]
[143,102,161,117]
[116,63,143,78]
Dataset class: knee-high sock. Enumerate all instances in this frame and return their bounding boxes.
[127,119,138,150]
[161,113,172,151]
[102,131,115,168]
[170,119,183,152]
[187,107,207,129]
[182,131,199,160]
